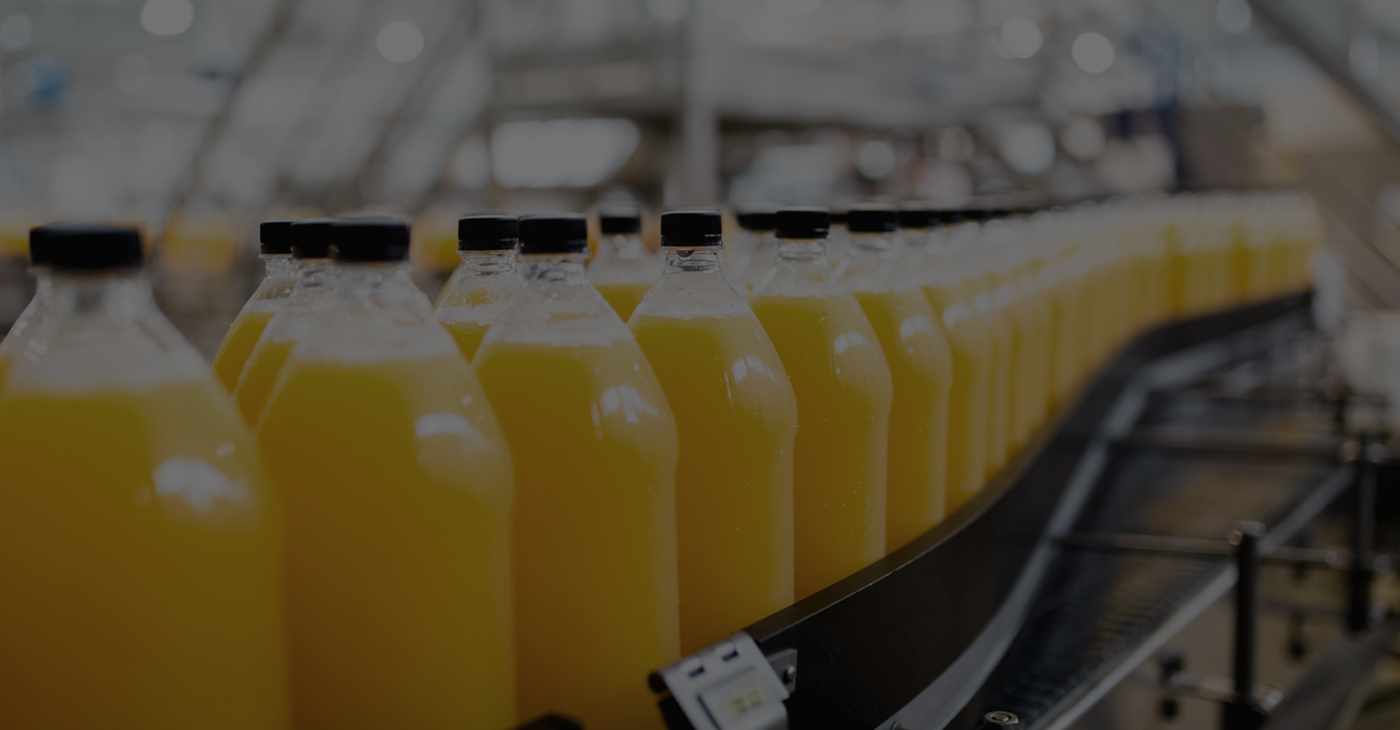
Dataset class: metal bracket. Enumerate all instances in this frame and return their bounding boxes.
[652,633,792,730]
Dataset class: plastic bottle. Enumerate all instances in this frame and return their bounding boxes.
[837,204,954,552]
[473,214,679,728]
[0,224,289,729]
[826,204,850,266]
[981,217,1053,448]
[629,210,797,652]
[231,218,337,426]
[433,214,523,361]
[0,226,59,390]
[737,208,778,292]
[211,220,297,392]
[902,206,993,514]
[257,219,516,729]
[589,207,660,322]
[955,212,1016,477]
[750,207,893,599]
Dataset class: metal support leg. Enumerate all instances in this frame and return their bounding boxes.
[1349,447,1378,633]
[1224,521,1267,730]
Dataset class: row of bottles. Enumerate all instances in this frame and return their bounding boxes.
[0,190,1318,729]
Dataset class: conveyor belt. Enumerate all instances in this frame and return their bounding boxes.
[984,368,1341,727]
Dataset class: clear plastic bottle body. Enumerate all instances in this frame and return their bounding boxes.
[0,269,289,729]
[739,229,778,292]
[231,258,337,426]
[749,237,892,599]
[839,230,955,551]
[212,254,297,392]
[629,246,797,652]
[589,231,662,321]
[905,226,994,512]
[433,249,524,360]
[473,252,679,728]
[0,267,54,390]
[257,260,517,729]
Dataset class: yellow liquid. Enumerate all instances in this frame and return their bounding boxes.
[0,379,289,730]
[258,353,516,730]
[212,309,273,393]
[630,313,797,652]
[993,271,1049,450]
[749,294,892,599]
[233,338,294,426]
[595,282,653,322]
[969,279,1014,476]
[441,320,490,361]
[474,336,679,728]
[852,290,953,552]
[921,281,993,514]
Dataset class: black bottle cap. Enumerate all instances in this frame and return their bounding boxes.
[289,218,337,259]
[329,219,410,262]
[736,209,776,232]
[774,207,829,240]
[961,208,999,222]
[935,209,970,226]
[31,223,144,270]
[598,208,642,235]
[660,210,723,247]
[259,220,295,255]
[897,204,938,230]
[459,215,518,251]
[829,207,849,226]
[846,204,898,234]
[519,214,589,255]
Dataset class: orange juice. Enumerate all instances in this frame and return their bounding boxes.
[913,232,993,513]
[590,209,660,321]
[260,222,516,729]
[261,353,514,729]
[749,208,892,598]
[0,224,287,729]
[434,216,523,361]
[630,214,796,653]
[232,255,336,426]
[840,209,953,551]
[212,222,297,391]
[474,214,678,728]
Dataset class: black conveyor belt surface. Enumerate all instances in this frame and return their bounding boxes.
[985,388,1338,726]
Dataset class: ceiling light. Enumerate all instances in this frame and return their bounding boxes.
[1000,17,1043,59]
[377,21,425,64]
[140,0,194,37]
[1072,32,1115,74]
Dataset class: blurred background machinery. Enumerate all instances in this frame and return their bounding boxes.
[4,0,1400,353]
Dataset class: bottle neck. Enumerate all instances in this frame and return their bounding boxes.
[459,249,518,275]
[777,238,828,265]
[521,253,590,286]
[335,261,404,297]
[293,258,336,289]
[607,233,648,259]
[261,253,296,280]
[50,269,155,322]
[662,247,722,274]
[848,231,896,255]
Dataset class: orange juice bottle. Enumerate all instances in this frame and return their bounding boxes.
[983,218,1051,450]
[231,218,337,426]
[473,214,679,728]
[957,214,1016,475]
[902,207,993,513]
[589,207,660,321]
[737,208,778,292]
[0,224,288,729]
[211,220,297,392]
[434,214,523,361]
[749,207,892,599]
[838,205,953,552]
[257,219,515,729]
[0,226,59,390]
[629,210,797,653]
[826,205,850,265]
